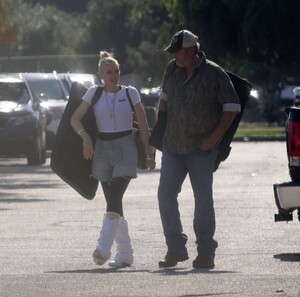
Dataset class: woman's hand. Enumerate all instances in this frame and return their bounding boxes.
[145,154,156,170]
[82,133,94,160]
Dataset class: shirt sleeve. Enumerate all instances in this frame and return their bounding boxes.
[127,86,141,106]
[82,85,99,105]
[223,103,241,112]
[160,60,176,102]
[217,70,241,112]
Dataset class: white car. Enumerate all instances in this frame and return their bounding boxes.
[279,81,300,107]
[57,73,100,97]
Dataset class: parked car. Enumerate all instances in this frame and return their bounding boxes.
[57,73,100,97]
[274,106,300,222]
[279,82,300,107]
[22,72,69,149]
[0,73,47,165]
[140,87,160,128]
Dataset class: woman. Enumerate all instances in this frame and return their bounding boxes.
[71,51,155,267]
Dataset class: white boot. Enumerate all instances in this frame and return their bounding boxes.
[92,212,120,266]
[109,217,134,267]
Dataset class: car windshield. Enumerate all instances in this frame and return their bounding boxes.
[69,76,95,88]
[28,79,66,100]
[0,82,30,103]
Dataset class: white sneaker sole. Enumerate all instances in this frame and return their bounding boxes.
[108,260,131,268]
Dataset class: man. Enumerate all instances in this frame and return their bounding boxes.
[157,30,241,269]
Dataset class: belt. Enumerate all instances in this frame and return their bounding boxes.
[97,130,132,140]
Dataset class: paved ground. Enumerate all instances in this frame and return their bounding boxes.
[0,142,300,297]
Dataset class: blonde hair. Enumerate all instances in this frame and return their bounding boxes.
[98,51,119,73]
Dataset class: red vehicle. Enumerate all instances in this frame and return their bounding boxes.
[274,87,300,222]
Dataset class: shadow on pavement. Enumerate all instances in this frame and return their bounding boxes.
[0,198,50,203]
[151,268,237,275]
[46,267,238,275]
[273,253,300,262]
[45,268,151,274]
[0,182,62,190]
[178,293,239,296]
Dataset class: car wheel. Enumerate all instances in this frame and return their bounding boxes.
[27,130,46,166]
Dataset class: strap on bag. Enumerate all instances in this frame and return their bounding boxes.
[126,87,134,110]
[125,87,139,129]
[126,87,138,124]
[125,87,154,169]
[91,85,104,106]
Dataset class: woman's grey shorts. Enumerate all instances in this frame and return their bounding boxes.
[92,134,138,182]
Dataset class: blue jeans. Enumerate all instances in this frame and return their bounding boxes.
[158,145,218,256]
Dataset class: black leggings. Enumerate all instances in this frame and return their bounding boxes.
[101,177,130,217]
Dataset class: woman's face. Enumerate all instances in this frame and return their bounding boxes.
[100,62,120,87]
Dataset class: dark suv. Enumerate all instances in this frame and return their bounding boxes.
[0,73,47,165]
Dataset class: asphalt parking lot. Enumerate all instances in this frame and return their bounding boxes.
[0,141,299,297]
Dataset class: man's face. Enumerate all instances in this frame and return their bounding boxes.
[173,48,192,68]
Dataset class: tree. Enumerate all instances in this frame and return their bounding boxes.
[22,0,89,13]
[162,0,300,86]
[243,0,300,82]
[86,0,134,65]
[86,0,171,84]
[8,1,88,55]
[1,0,299,91]
[0,0,89,71]
[126,0,172,84]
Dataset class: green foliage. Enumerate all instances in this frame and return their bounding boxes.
[0,0,299,92]
[3,0,88,56]
[87,0,135,64]
[162,0,300,87]
[125,0,172,84]
[235,124,285,139]
[243,0,300,79]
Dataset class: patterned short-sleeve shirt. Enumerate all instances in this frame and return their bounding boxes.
[161,51,240,154]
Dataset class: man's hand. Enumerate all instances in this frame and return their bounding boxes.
[199,135,218,151]
[199,111,238,151]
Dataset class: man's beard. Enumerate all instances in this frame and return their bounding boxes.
[175,60,185,67]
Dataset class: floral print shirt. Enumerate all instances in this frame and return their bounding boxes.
[161,51,240,154]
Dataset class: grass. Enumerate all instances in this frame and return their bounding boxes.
[234,122,286,139]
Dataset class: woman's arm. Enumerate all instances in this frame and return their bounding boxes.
[70,101,94,160]
[133,102,156,169]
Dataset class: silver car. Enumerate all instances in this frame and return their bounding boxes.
[57,73,100,97]
[22,72,69,149]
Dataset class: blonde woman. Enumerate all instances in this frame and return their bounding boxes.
[71,51,155,267]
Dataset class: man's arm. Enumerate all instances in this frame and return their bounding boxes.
[158,98,167,112]
[199,111,238,151]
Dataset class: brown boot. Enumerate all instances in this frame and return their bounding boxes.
[158,250,189,268]
[192,254,215,269]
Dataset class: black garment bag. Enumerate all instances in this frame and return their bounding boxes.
[50,82,103,199]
